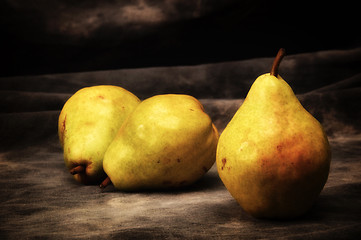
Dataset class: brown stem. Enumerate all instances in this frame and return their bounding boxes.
[270,48,286,77]
[69,165,85,175]
[100,176,111,189]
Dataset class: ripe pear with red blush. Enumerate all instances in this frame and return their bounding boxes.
[216,49,331,219]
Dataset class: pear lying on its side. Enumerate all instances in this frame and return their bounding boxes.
[102,94,219,191]
[58,85,140,184]
[216,49,331,219]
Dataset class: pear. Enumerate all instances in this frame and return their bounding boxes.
[101,94,219,191]
[58,85,140,184]
[216,49,331,219]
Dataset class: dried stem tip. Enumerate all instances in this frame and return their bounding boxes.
[270,48,286,77]
[100,176,111,190]
[69,165,85,175]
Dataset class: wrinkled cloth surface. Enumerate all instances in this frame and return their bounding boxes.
[1,47,361,239]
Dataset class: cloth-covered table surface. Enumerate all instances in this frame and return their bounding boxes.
[1,48,361,239]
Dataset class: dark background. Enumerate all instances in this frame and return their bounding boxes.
[1,1,361,239]
[1,0,359,77]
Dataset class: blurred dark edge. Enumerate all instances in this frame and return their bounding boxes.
[0,0,359,77]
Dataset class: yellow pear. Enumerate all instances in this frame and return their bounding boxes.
[58,85,140,184]
[101,94,219,191]
[216,49,331,219]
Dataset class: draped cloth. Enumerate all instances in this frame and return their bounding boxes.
[1,1,360,239]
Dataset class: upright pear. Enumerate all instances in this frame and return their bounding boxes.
[101,94,219,191]
[216,49,331,219]
[58,85,140,184]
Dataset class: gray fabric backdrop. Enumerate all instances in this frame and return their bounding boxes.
[1,47,361,239]
[1,1,360,239]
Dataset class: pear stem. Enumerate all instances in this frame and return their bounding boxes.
[69,165,85,175]
[100,176,111,190]
[270,48,286,77]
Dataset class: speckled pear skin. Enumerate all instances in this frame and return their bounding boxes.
[103,94,219,191]
[216,73,331,219]
[58,85,140,184]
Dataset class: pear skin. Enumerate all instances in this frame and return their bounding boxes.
[58,85,140,184]
[216,49,331,219]
[102,94,219,191]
